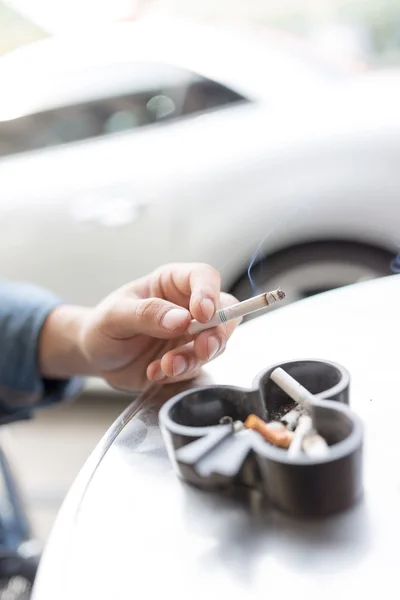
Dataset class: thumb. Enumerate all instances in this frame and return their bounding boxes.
[98,296,191,339]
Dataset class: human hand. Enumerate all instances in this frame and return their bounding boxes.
[39,263,241,392]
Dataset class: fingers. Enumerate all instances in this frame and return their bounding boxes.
[192,323,236,362]
[98,296,191,340]
[85,263,243,391]
[147,342,201,381]
[191,291,240,358]
[149,263,222,323]
[100,268,235,341]
[188,264,222,323]
[147,340,215,383]
[147,292,241,382]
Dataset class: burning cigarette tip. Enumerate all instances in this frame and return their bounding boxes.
[265,288,286,304]
[276,288,285,300]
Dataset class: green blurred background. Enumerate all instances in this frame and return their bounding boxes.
[1,0,400,63]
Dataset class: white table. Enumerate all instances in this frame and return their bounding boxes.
[32,274,400,599]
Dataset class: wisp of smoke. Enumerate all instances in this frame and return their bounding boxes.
[247,207,303,295]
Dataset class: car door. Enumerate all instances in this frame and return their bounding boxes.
[0,61,248,305]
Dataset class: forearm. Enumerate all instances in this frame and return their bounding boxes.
[38,305,97,379]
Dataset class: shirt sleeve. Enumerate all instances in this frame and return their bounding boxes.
[0,280,84,424]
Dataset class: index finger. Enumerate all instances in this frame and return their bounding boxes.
[188,263,221,323]
[148,263,222,323]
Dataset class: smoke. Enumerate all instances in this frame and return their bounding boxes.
[247,207,302,295]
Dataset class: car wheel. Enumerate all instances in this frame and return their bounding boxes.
[230,242,392,318]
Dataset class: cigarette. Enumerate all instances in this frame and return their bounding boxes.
[302,433,329,458]
[233,420,245,433]
[287,415,313,457]
[270,367,315,413]
[245,414,294,449]
[219,416,245,433]
[188,289,286,335]
[280,408,303,431]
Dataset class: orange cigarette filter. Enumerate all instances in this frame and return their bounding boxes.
[245,414,294,449]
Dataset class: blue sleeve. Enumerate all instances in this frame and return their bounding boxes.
[0,280,84,424]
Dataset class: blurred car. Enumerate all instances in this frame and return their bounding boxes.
[0,17,399,312]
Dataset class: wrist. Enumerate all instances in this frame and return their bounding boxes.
[39,304,98,379]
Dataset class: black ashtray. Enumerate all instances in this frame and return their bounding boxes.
[159,359,363,517]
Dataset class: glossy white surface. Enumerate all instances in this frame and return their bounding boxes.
[32,275,400,599]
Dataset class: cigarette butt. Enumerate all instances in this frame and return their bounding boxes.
[245,414,294,449]
[287,415,313,457]
[268,421,287,430]
[233,420,245,432]
[280,408,303,431]
[270,367,315,413]
[302,433,329,458]
[219,416,233,425]
[219,416,244,433]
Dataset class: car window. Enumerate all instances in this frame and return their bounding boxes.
[0,62,247,157]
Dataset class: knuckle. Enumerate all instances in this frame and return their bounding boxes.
[203,263,221,282]
[135,298,163,324]
[152,262,175,276]
[192,262,220,283]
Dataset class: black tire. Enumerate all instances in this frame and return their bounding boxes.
[230,241,392,310]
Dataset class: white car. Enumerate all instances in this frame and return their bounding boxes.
[0,18,399,309]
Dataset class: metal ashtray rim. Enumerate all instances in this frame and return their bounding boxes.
[158,383,253,438]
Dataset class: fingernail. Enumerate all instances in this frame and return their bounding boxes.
[173,356,187,377]
[207,336,220,359]
[162,309,189,331]
[153,369,166,381]
[201,298,215,321]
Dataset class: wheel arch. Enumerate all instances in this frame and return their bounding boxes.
[227,238,394,300]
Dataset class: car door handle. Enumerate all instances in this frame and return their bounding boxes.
[71,194,146,227]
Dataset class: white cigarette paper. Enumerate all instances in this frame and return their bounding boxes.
[302,433,329,458]
[288,415,313,457]
[270,367,315,412]
[280,408,303,431]
[188,289,285,335]
[271,367,329,456]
